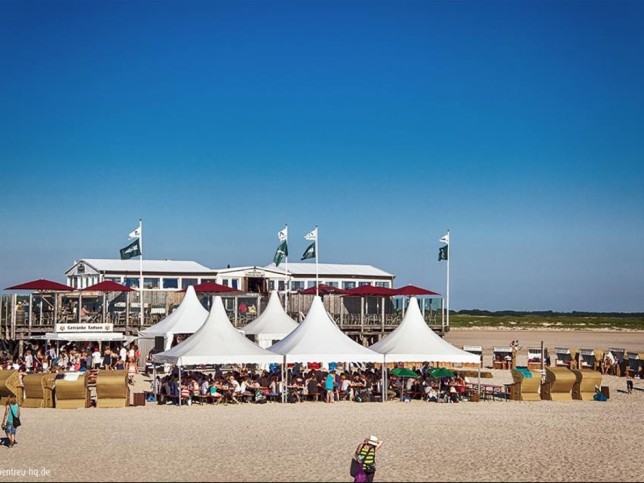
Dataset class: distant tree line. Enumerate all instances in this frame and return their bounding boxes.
[454,310,644,318]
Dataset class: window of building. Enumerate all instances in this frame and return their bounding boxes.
[182,278,198,289]
[358,281,369,287]
[342,281,356,290]
[278,280,285,291]
[124,278,139,288]
[291,281,305,291]
[375,282,389,288]
[163,278,179,289]
[307,280,318,289]
[231,279,239,290]
[326,281,339,288]
[105,277,122,284]
[144,278,160,289]
[268,280,275,291]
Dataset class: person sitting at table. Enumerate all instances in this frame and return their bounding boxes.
[339,374,351,401]
[229,375,242,404]
[425,386,439,402]
[208,379,223,405]
[305,374,320,401]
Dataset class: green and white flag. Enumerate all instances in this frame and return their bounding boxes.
[301,242,316,260]
[273,240,288,267]
[438,245,448,261]
[120,238,142,260]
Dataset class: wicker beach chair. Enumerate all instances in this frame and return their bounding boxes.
[0,370,20,405]
[55,372,90,409]
[96,370,130,408]
[571,370,602,401]
[543,367,575,401]
[510,368,542,401]
[22,373,56,408]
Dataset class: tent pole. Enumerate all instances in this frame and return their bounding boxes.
[178,364,182,407]
[382,357,386,403]
[28,293,32,337]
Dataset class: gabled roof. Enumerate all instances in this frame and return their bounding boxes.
[268,296,383,363]
[139,286,208,338]
[241,291,299,340]
[153,296,282,366]
[264,263,394,278]
[66,259,213,275]
[369,297,480,364]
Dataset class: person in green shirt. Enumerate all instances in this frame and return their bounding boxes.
[2,395,20,448]
[354,435,383,482]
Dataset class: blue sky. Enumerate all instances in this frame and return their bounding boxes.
[1,0,643,311]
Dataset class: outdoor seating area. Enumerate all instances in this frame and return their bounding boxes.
[571,369,602,401]
[543,367,576,401]
[0,369,20,404]
[22,373,56,408]
[96,370,130,408]
[510,367,542,401]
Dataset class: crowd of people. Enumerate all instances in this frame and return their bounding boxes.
[0,342,141,384]
[149,362,472,406]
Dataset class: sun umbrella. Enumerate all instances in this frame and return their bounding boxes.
[390,367,419,401]
[393,285,440,296]
[6,278,75,329]
[186,281,242,294]
[298,284,350,295]
[429,367,455,378]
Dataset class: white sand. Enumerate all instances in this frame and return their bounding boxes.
[1,329,643,482]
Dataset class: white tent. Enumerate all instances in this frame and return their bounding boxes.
[153,296,282,366]
[268,295,382,363]
[370,297,480,364]
[241,291,299,348]
[139,286,208,350]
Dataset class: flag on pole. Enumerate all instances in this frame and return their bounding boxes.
[301,242,315,260]
[304,227,318,241]
[278,225,288,242]
[438,245,448,261]
[129,225,142,239]
[120,239,142,260]
[273,240,288,267]
[439,232,449,244]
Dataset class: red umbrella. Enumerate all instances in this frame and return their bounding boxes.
[5,278,74,291]
[299,284,350,295]
[81,281,134,292]
[393,284,440,297]
[185,281,242,294]
[342,284,397,297]
[5,279,74,328]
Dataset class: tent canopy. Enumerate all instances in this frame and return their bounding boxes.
[153,296,282,366]
[393,284,440,297]
[369,297,480,364]
[6,279,74,291]
[139,286,208,339]
[268,296,383,363]
[185,281,242,294]
[241,291,298,340]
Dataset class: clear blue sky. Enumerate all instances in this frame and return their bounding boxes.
[1,0,643,312]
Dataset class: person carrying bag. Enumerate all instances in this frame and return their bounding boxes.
[351,435,383,482]
[2,395,21,448]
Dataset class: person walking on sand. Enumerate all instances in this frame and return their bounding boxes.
[354,435,383,482]
[2,395,20,448]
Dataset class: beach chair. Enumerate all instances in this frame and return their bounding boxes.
[55,372,90,409]
[543,367,575,401]
[95,370,129,408]
[22,373,56,408]
[571,370,602,401]
[0,370,20,405]
[510,368,542,401]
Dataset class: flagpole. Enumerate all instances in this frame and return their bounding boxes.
[315,225,319,296]
[139,218,144,328]
[284,224,289,313]
[446,229,450,331]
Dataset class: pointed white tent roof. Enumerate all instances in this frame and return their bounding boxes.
[241,291,299,341]
[153,296,282,366]
[370,297,480,363]
[268,296,382,363]
[139,286,208,339]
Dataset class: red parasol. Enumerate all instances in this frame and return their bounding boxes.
[393,284,440,297]
[81,281,134,292]
[298,284,350,296]
[5,279,74,291]
[342,284,397,297]
[185,281,242,294]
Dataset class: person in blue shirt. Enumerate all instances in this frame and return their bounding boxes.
[325,372,335,404]
[2,395,20,448]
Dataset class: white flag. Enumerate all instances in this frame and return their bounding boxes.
[129,225,141,239]
[439,232,449,244]
[278,225,288,242]
[304,227,318,241]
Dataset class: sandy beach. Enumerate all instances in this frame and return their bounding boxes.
[2,329,643,482]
